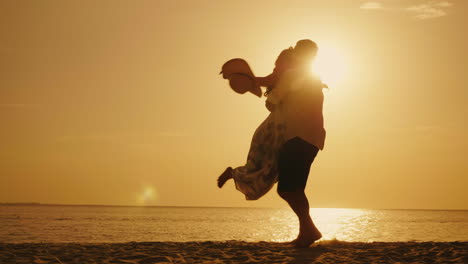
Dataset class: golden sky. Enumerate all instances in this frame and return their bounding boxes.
[1,0,467,210]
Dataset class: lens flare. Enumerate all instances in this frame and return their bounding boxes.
[311,45,348,88]
[137,186,157,205]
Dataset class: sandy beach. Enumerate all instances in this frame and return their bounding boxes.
[0,241,466,264]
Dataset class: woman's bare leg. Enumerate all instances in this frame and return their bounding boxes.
[217,167,233,188]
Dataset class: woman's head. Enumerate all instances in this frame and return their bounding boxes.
[274,47,296,73]
[294,39,318,65]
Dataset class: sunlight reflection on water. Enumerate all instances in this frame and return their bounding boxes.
[267,208,369,242]
[313,208,369,242]
[1,206,467,243]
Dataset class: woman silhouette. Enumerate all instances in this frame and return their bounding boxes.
[217,48,295,200]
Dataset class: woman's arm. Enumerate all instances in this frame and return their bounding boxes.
[255,72,278,87]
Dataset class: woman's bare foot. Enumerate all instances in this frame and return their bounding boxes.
[217,167,233,188]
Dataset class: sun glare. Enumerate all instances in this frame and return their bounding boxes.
[311,45,348,88]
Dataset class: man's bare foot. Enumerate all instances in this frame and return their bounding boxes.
[217,167,233,188]
[293,229,322,248]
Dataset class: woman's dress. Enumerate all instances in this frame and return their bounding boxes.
[231,96,286,200]
[220,58,291,200]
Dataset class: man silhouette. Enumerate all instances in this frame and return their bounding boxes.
[271,39,326,247]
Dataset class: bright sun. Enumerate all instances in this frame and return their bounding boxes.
[311,45,348,88]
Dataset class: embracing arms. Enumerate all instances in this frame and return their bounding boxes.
[255,71,280,88]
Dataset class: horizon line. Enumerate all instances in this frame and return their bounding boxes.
[1,202,466,211]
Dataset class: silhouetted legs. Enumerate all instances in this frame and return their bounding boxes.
[277,137,320,247]
[278,190,322,247]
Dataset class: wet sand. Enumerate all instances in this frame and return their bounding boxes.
[0,240,466,263]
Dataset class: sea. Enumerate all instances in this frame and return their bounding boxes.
[1,205,467,243]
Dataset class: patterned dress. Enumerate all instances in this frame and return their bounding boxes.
[231,104,286,200]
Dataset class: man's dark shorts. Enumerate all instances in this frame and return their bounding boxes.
[277,137,319,192]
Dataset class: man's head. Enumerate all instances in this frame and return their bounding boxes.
[294,39,318,65]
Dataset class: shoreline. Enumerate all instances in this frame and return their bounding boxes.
[1,241,467,263]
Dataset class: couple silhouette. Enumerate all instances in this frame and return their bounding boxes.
[218,39,327,248]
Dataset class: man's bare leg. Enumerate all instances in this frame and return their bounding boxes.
[278,190,322,247]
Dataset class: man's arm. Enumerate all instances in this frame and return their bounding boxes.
[265,100,276,112]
